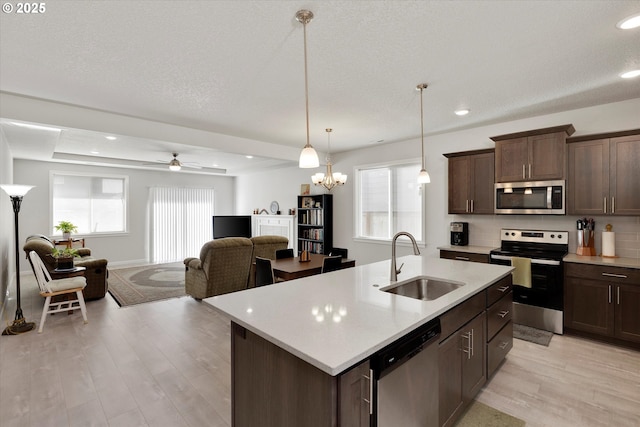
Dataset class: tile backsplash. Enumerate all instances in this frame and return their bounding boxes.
[451,215,640,259]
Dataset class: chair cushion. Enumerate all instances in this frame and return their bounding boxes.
[46,276,87,293]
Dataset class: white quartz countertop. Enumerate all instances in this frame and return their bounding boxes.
[437,245,498,255]
[564,254,640,269]
[205,255,513,376]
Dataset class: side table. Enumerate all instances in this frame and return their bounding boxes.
[53,238,86,249]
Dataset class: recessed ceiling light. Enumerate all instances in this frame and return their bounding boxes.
[617,13,640,29]
[246,155,253,159]
[620,69,640,79]
[90,150,100,155]
[105,136,117,140]
[10,122,61,132]
[455,109,470,116]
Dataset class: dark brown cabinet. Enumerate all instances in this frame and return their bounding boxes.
[485,276,513,378]
[438,293,486,427]
[444,149,495,214]
[567,130,640,215]
[491,124,575,183]
[565,263,640,344]
[338,360,371,427]
[440,249,489,264]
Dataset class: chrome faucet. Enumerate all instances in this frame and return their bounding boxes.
[390,231,421,282]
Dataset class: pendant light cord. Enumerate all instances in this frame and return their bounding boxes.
[420,85,425,170]
[303,19,311,148]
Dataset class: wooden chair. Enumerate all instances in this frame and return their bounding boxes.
[275,248,294,259]
[329,247,348,258]
[28,251,88,333]
[322,256,343,274]
[255,257,275,287]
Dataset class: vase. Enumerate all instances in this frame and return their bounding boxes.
[63,232,71,240]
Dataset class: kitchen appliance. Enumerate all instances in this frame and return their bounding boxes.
[450,222,469,246]
[372,318,440,427]
[495,180,565,214]
[490,229,568,334]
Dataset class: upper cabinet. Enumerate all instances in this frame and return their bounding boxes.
[491,124,575,182]
[567,130,640,216]
[444,149,495,214]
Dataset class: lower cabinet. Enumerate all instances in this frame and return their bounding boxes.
[565,263,640,344]
[338,360,371,427]
[439,250,489,263]
[439,303,487,427]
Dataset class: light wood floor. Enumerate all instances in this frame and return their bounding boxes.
[1,272,638,427]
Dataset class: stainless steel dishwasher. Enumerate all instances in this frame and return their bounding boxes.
[371,317,441,427]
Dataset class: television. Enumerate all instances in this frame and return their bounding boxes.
[212,215,252,239]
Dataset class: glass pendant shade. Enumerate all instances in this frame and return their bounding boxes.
[299,145,320,168]
[417,169,431,184]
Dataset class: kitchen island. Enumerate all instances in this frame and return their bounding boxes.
[205,255,513,426]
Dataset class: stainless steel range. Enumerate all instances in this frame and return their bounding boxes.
[490,229,568,334]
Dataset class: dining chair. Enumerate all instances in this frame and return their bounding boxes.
[321,256,343,274]
[255,257,275,287]
[28,251,88,333]
[329,247,348,258]
[275,248,294,259]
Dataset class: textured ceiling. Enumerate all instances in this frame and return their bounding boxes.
[1,1,639,173]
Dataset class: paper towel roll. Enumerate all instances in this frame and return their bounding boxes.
[602,231,615,257]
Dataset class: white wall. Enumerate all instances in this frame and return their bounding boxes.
[14,159,236,272]
[236,98,640,265]
[0,129,13,310]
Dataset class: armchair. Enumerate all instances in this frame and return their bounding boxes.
[23,234,109,300]
[184,237,254,299]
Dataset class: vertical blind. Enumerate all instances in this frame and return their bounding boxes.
[149,187,215,263]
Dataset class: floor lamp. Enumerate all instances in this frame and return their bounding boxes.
[1,184,36,335]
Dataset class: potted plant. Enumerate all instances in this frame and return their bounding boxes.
[54,220,78,240]
[51,247,80,270]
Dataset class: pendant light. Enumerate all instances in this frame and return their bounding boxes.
[312,128,348,191]
[417,83,431,184]
[296,10,320,168]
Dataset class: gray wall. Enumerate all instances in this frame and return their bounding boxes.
[236,98,640,265]
[0,130,13,311]
[14,159,236,272]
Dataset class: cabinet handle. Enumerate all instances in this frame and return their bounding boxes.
[363,369,373,415]
[498,310,510,318]
[612,197,615,214]
[471,329,474,358]
[498,341,509,350]
[522,164,526,179]
[470,199,474,213]
[455,256,470,261]
[461,331,472,359]
[497,285,510,293]
[528,164,531,179]
[466,199,469,213]
[604,197,607,214]
[602,272,627,279]
[617,286,620,305]
[608,285,612,304]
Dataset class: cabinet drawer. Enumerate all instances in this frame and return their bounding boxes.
[487,321,513,378]
[486,275,513,307]
[440,250,489,264]
[440,292,485,341]
[487,292,513,340]
[565,263,640,283]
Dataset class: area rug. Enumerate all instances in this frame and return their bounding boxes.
[454,401,526,427]
[108,262,186,307]
[513,323,553,346]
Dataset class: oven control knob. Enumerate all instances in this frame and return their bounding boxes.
[551,234,555,238]
[558,234,562,239]
[511,232,515,236]
[505,232,509,236]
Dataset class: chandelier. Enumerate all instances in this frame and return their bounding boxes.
[311,128,347,191]
[296,10,320,168]
[417,83,431,184]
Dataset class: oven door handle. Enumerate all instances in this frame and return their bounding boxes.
[490,254,560,266]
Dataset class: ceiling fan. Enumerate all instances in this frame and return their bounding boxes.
[145,153,202,171]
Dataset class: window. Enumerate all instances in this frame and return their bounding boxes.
[51,172,128,235]
[355,161,424,241]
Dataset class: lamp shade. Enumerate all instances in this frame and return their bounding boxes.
[299,146,320,168]
[417,169,431,184]
[0,184,34,197]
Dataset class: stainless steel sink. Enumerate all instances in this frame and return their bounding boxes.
[382,276,465,301]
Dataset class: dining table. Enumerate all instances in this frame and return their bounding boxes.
[270,253,355,281]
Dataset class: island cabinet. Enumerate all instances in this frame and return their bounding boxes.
[567,130,640,216]
[564,263,640,345]
[440,249,489,264]
[438,292,486,427]
[491,124,575,183]
[443,149,495,214]
[485,276,513,378]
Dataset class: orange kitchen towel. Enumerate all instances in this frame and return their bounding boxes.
[510,257,532,288]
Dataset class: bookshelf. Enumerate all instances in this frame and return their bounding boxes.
[297,194,333,255]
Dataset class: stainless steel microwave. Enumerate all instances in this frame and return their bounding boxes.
[495,180,565,214]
